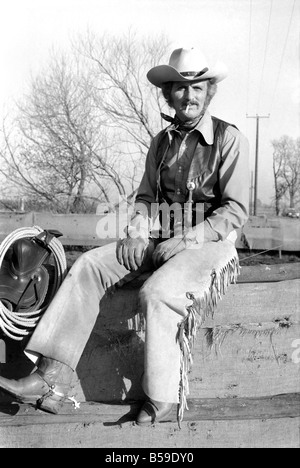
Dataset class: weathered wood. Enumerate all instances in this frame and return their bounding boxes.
[0,393,299,427]
[75,278,300,401]
[1,220,299,447]
[0,279,299,403]
[240,215,300,251]
[188,325,300,399]
[96,278,300,330]
[205,278,300,325]
[127,263,300,287]
[0,211,106,246]
[2,325,298,404]
[70,324,300,402]
[0,403,298,448]
[1,211,300,250]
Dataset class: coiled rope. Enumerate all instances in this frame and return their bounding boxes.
[0,226,67,341]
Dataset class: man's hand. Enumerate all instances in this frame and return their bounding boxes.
[152,234,197,268]
[116,237,154,271]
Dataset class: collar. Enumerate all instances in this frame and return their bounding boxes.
[164,111,214,145]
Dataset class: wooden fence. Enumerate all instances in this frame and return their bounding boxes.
[1,211,300,250]
[0,262,299,448]
[0,211,299,447]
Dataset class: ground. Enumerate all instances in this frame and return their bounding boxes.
[238,250,300,266]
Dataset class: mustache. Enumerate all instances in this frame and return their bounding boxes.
[181,101,198,107]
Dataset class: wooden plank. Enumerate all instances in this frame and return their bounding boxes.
[96,279,300,330]
[130,264,300,286]
[0,212,108,247]
[2,323,298,404]
[236,216,300,251]
[0,280,299,403]
[0,212,35,239]
[35,212,112,246]
[78,280,300,401]
[187,325,300,399]
[1,212,300,250]
[70,324,300,402]
[0,406,298,448]
[0,394,299,427]
[78,279,300,399]
[205,278,300,325]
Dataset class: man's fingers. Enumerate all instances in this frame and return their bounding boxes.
[134,242,146,268]
[116,240,124,266]
[122,244,139,271]
[128,245,138,271]
[122,245,132,271]
[116,238,148,271]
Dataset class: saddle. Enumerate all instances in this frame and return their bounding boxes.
[0,230,62,312]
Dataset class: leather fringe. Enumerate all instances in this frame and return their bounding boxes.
[176,255,240,428]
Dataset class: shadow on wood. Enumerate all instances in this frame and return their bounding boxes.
[1,265,300,404]
[0,264,299,447]
[0,396,299,448]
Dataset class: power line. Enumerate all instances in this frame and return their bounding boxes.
[246,0,296,115]
[269,0,297,114]
[257,0,274,113]
[246,0,253,113]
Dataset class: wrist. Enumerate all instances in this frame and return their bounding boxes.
[126,225,149,241]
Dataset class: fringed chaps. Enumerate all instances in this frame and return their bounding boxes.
[176,254,240,427]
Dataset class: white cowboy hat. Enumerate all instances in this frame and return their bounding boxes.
[147,47,228,88]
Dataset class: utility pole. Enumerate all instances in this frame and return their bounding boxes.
[250,171,254,216]
[246,114,270,216]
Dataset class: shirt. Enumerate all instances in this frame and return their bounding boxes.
[130,111,249,242]
[160,129,200,204]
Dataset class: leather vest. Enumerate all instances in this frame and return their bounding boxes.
[155,117,237,221]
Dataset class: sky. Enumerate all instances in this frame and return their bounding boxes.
[0,0,299,204]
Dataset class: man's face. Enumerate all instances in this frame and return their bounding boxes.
[170,80,208,122]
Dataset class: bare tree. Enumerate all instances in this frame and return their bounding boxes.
[0,51,127,212]
[75,30,170,160]
[271,135,300,213]
[0,31,170,213]
[272,138,288,215]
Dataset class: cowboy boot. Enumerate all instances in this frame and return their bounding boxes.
[136,399,174,426]
[0,357,74,414]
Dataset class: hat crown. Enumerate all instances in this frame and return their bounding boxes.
[146,47,227,87]
[169,48,208,73]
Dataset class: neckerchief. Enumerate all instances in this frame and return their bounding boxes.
[161,112,203,132]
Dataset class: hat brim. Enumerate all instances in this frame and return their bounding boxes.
[147,64,227,88]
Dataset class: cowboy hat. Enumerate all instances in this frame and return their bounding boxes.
[147,47,228,88]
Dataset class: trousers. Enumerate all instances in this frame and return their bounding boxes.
[25,238,239,408]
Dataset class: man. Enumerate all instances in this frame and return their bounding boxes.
[0,47,249,426]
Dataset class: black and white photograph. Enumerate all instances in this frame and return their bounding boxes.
[0,0,299,450]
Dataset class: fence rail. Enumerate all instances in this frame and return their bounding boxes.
[0,211,300,250]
